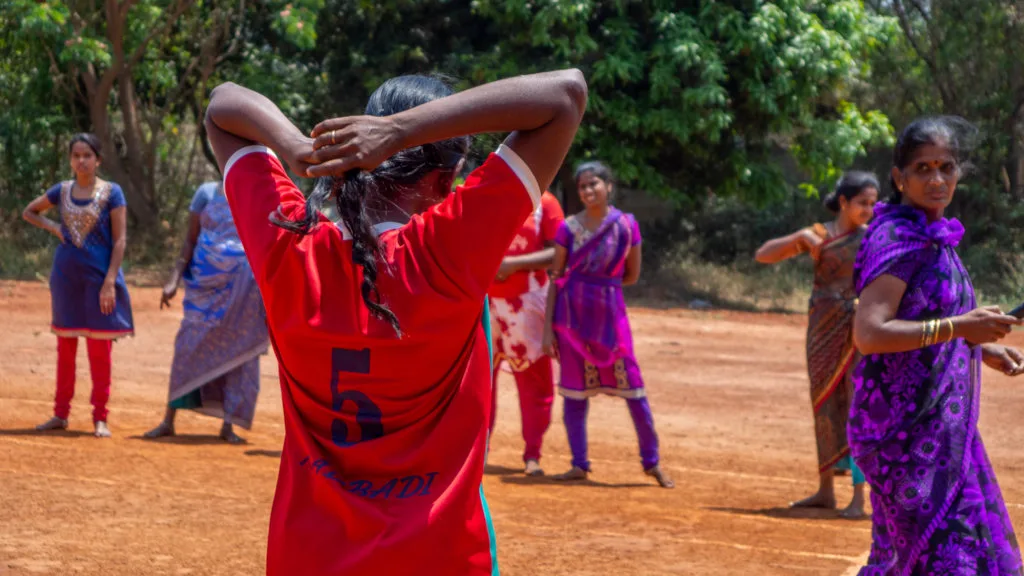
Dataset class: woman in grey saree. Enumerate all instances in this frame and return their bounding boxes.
[145,182,268,443]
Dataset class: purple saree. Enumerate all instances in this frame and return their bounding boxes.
[850,202,1022,575]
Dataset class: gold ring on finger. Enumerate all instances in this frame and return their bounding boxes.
[331,131,337,145]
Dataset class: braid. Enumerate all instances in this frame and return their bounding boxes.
[268,171,402,336]
[269,183,329,235]
[335,172,402,336]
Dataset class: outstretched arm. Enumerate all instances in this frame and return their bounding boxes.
[497,247,556,281]
[754,228,823,264]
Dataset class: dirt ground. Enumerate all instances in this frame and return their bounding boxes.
[3,280,1024,575]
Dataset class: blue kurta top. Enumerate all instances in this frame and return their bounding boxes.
[46,180,134,339]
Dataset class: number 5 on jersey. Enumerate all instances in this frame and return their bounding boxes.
[331,347,383,447]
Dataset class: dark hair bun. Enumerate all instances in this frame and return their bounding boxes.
[823,170,880,214]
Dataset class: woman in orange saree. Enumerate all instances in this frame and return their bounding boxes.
[755,171,879,518]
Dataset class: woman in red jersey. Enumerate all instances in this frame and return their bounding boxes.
[203,70,586,575]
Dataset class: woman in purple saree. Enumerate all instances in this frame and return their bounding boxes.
[851,117,1024,574]
[543,161,673,488]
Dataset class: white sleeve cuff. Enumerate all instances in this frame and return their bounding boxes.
[495,144,541,209]
[223,145,279,184]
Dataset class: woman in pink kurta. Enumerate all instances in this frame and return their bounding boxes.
[544,161,673,488]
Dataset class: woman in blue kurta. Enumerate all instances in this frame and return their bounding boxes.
[22,133,134,438]
[143,181,268,444]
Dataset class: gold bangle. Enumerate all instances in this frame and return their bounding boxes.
[931,319,941,346]
[925,319,939,347]
[945,318,955,343]
[921,320,931,349]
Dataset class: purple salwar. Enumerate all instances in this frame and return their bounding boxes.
[553,208,660,470]
[563,396,659,472]
[850,202,1022,575]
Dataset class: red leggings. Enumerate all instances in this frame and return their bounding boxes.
[54,337,112,423]
[489,357,555,463]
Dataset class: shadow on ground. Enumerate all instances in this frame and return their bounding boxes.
[705,505,869,522]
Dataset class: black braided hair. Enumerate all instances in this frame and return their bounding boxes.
[271,75,470,336]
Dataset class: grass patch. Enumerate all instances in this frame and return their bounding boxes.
[633,249,812,314]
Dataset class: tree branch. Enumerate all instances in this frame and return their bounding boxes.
[118,0,139,21]
[890,0,955,109]
[156,54,203,120]
[214,0,247,65]
[123,0,196,73]
[97,0,124,103]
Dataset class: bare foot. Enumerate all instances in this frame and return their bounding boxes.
[143,421,175,439]
[524,459,544,477]
[552,466,588,481]
[94,421,112,438]
[36,417,68,431]
[645,465,675,489]
[839,502,867,520]
[790,491,837,509]
[840,486,868,519]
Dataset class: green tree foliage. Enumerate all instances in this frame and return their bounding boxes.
[468,0,895,204]
[1,0,321,232]
[4,1,905,282]
[863,0,1024,292]
[311,1,483,121]
[312,1,894,206]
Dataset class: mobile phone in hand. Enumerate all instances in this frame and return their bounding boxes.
[1009,302,1024,319]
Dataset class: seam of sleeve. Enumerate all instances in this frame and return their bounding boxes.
[495,144,541,209]
[223,145,279,185]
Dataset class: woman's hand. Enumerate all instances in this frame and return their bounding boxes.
[982,343,1024,376]
[953,306,1021,345]
[307,116,404,178]
[160,281,178,310]
[279,135,317,178]
[49,222,64,242]
[796,228,824,257]
[99,280,116,315]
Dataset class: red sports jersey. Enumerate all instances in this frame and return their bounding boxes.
[223,144,539,575]
[487,191,564,299]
